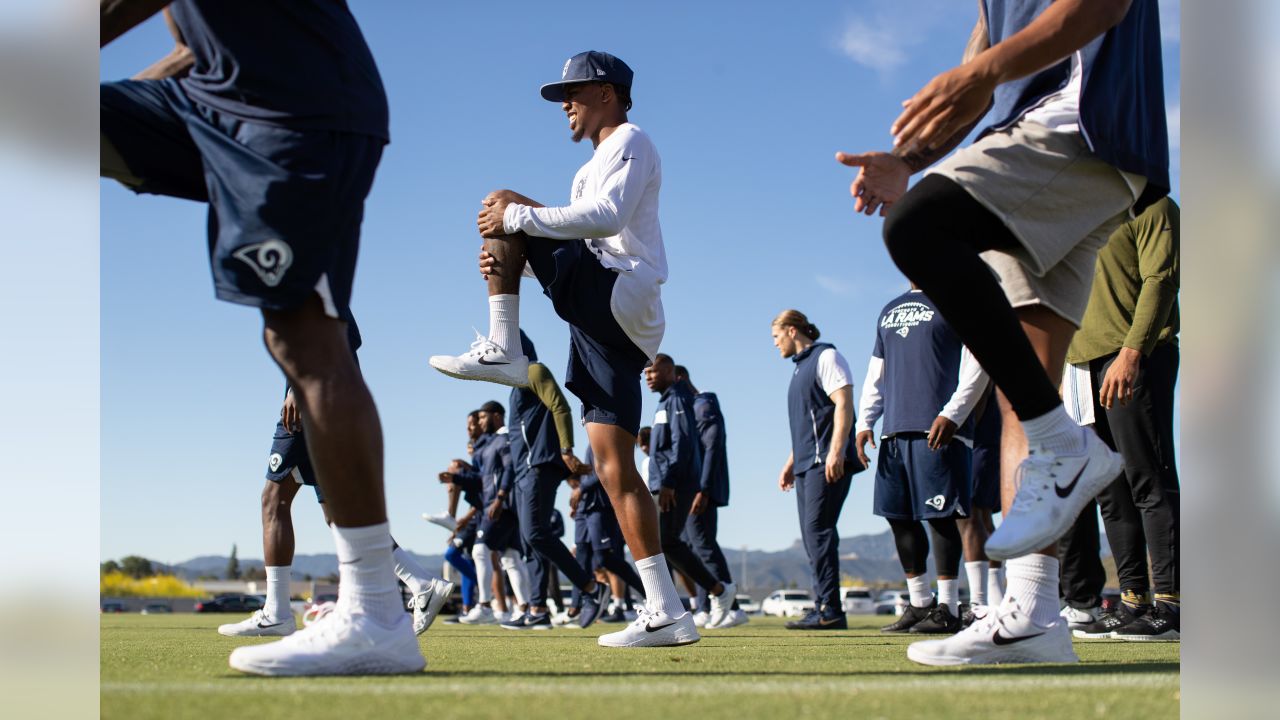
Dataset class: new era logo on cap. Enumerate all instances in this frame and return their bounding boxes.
[541,50,633,102]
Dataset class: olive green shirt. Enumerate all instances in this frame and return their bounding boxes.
[528,362,575,451]
[1066,197,1180,365]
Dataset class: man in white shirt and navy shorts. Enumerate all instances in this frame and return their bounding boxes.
[429,51,696,648]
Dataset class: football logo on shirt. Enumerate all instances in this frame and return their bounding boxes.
[234,239,293,288]
[269,453,284,473]
[925,494,946,511]
[881,301,935,339]
[575,177,587,200]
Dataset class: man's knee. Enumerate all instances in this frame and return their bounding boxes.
[262,298,355,380]
[261,481,294,522]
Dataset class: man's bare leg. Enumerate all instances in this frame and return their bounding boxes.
[585,423,689,621]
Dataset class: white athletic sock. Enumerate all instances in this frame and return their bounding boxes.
[500,549,532,608]
[965,560,989,606]
[264,565,292,621]
[634,554,684,617]
[1004,554,1061,627]
[937,578,960,615]
[472,543,494,603]
[906,575,933,608]
[988,565,1005,607]
[1020,406,1086,455]
[488,294,520,355]
[330,522,403,627]
[391,545,432,596]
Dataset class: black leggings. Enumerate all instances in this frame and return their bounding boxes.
[889,516,963,577]
[883,175,1061,420]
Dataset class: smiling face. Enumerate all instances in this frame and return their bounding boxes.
[561,82,625,144]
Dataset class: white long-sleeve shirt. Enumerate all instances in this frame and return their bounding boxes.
[857,347,989,447]
[504,123,667,359]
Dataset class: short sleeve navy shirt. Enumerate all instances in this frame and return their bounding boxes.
[872,291,966,436]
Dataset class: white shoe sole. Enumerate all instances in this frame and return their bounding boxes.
[906,643,1079,666]
[218,624,295,638]
[428,357,529,388]
[598,620,701,648]
[710,615,750,630]
[229,647,425,677]
[1112,631,1179,641]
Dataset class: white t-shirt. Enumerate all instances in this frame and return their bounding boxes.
[816,347,853,396]
[504,123,667,359]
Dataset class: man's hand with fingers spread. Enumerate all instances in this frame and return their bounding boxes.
[835,151,911,217]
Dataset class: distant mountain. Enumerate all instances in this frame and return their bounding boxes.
[146,528,1109,591]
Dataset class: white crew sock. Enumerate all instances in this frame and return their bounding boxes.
[937,578,960,615]
[906,575,933,608]
[965,560,989,606]
[488,294,520,355]
[1020,406,1086,455]
[1004,554,1061,627]
[264,565,292,621]
[472,543,494,603]
[988,565,1005,607]
[634,554,685,617]
[392,545,433,596]
[500,549,532,608]
[331,522,403,627]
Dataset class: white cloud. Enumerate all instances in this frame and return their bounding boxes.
[838,19,909,73]
[814,274,853,296]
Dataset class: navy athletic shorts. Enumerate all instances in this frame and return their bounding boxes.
[100,78,383,317]
[477,508,522,553]
[873,433,972,520]
[523,237,649,436]
[265,420,321,502]
[584,508,624,554]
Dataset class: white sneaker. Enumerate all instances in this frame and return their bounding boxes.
[692,611,709,628]
[551,611,574,627]
[708,608,750,630]
[707,581,736,628]
[906,599,1079,666]
[422,512,457,531]
[598,608,700,648]
[303,601,336,627]
[1059,604,1102,631]
[228,609,424,676]
[428,332,529,388]
[218,609,296,637]
[409,579,455,635]
[986,433,1123,560]
[457,605,496,625]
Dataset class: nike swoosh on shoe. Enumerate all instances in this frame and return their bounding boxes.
[477,358,511,366]
[644,621,676,633]
[992,630,1045,646]
[1054,467,1085,498]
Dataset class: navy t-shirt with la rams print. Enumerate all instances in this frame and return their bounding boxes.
[872,290,969,437]
[169,0,389,141]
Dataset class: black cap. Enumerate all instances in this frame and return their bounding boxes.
[540,50,633,102]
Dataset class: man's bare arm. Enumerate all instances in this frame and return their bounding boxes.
[101,0,172,48]
[132,7,194,80]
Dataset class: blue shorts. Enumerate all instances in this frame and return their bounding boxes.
[584,509,624,554]
[477,508,522,553]
[969,402,1003,510]
[100,79,383,316]
[523,237,648,436]
[873,433,972,520]
[265,421,322,503]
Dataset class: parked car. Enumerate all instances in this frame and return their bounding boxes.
[194,594,265,613]
[100,601,126,614]
[875,589,909,616]
[841,587,876,614]
[735,594,760,615]
[760,589,815,617]
[140,603,172,614]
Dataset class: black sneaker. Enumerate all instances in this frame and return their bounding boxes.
[600,607,628,624]
[1072,602,1146,639]
[1112,601,1179,641]
[577,582,611,628]
[814,606,848,630]
[500,611,552,630]
[909,604,961,634]
[784,608,821,630]
[960,604,979,629]
[881,600,935,633]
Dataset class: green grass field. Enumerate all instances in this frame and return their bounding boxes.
[101,614,1179,719]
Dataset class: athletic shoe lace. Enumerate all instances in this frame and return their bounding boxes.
[465,330,501,358]
[629,607,656,629]
[281,606,351,648]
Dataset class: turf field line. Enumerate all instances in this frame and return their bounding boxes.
[103,673,1177,696]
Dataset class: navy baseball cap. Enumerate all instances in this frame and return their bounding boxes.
[540,50,633,102]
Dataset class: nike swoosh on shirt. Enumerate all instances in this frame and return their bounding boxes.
[1054,466,1086,498]
[992,629,1045,646]
[477,358,511,366]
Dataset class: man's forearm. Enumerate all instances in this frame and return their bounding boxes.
[1124,278,1177,354]
[132,45,194,80]
[970,0,1131,89]
[892,113,987,173]
[101,0,171,47]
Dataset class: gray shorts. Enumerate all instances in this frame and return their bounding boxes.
[928,120,1141,326]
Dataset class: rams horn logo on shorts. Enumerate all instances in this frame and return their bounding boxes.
[269,453,284,473]
[925,494,946,511]
[234,239,293,288]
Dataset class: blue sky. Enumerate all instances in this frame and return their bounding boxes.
[100,1,1180,564]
